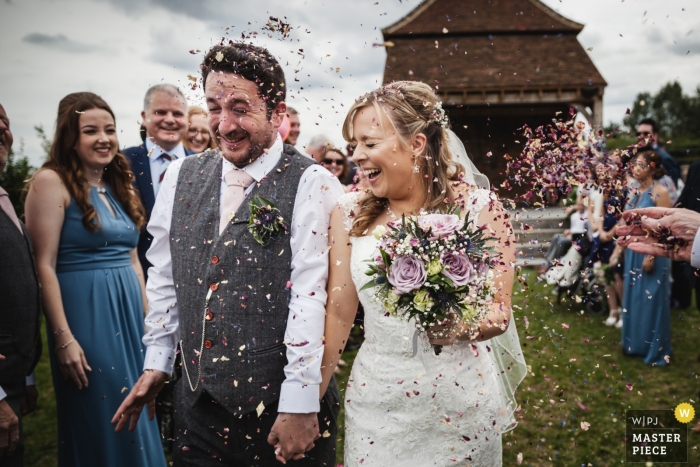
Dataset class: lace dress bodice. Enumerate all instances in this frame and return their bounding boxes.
[339,190,504,466]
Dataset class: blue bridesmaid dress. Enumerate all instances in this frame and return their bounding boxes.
[48,186,165,467]
[621,186,672,366]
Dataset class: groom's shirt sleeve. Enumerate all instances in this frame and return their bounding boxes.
[141,157,187,374]
[278,165,345,414]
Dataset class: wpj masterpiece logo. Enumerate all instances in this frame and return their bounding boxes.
[625,405,692,463]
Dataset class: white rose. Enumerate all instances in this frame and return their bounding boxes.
[372,225,387,239]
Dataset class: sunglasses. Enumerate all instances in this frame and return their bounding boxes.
[322,158,344,165]
[636,131,651,137]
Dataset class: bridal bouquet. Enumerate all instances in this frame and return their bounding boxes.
[361,209,500,354]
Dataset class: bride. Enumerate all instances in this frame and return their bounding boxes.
[319,81,526,466]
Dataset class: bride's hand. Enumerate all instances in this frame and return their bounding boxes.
[427,314,464,346]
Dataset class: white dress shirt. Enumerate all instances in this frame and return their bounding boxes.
[142,135,344,413]
[145,138,187,197]
[692,229,700,269]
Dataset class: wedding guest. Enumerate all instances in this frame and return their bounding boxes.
[24,92,165,467]
[305,134,332,162]
[673,160,700,309]
[122,84,192,280]
[285,107,300,146]
[320,147,349,187]
[587,155,627,328]
[183,106,216,153]
[636,118,681,187]
[0,103,42,467]
[611,149,672,366]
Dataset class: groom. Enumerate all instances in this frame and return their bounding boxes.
[113,43,343,466]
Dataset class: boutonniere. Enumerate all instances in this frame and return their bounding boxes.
[247,196,288,246]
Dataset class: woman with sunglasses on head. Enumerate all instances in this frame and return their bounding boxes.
[320,147,352,190]
[182,106,216,154]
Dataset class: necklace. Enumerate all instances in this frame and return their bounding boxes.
[386,203,397,220]
[95,186,106,194]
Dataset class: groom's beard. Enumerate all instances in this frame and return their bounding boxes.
[219,125,275,168]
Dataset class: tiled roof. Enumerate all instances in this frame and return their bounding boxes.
[383,34,606,89]
[384,0,583,37]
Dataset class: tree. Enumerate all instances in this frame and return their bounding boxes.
[619,81,700,161]
[0,125,50,219]
[623,81,700,143]
[0,143,35,219]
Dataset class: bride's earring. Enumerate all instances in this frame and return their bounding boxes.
[412,155,420,174]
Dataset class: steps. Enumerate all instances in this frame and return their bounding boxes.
[509,207,570,268]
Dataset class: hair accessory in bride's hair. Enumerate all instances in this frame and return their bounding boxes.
[432,101,449,129]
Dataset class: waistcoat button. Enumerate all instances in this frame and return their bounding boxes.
[211,255,219,264]
[210,283,218,291]
[204,339,213,349]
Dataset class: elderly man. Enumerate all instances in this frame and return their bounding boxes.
[0,103,42,466]
[636,118,681,187]
[285,107,301,146]
[122,84,193,279]
[113,43,343,466]
[304,134,332,162]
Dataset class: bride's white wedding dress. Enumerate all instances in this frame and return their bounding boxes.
[340,189,514,467]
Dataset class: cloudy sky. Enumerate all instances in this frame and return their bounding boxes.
[0,0,698,166]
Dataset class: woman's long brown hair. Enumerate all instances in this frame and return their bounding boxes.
[40,92,145,232]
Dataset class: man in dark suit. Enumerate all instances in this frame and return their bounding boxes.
[122,84,192,279]
[674,160,700,310]
[0,103,42,466]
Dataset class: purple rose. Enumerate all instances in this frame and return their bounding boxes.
[388,255,427,294]
[441,251,474,287]
[419,214,464,240]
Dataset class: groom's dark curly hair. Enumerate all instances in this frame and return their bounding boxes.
[201,43,286,118]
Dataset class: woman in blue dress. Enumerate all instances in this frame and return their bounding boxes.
[615,149,673,366]
[25,92,165,466]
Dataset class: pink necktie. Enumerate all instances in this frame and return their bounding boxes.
[219,169,255,234]
[0,190,22,233]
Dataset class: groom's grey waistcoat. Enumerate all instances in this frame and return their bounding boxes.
[171,147,315,416]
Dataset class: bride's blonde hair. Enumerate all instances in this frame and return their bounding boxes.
[342,81,465,236]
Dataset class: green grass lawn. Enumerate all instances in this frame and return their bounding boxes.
[24,269,700,466]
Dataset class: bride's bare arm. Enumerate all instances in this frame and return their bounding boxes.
[319,205,359,397]
[474,199,516,340]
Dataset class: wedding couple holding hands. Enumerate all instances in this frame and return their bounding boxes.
[114,42,526,467]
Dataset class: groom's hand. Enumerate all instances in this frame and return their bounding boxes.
[267,412,320,464]
[111,369,168,432]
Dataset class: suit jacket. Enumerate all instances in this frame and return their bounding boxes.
[122,144,194,277]
[676,160,700,213]
[0,209,42,385]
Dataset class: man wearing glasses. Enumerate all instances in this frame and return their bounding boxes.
[636,118,681,187]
